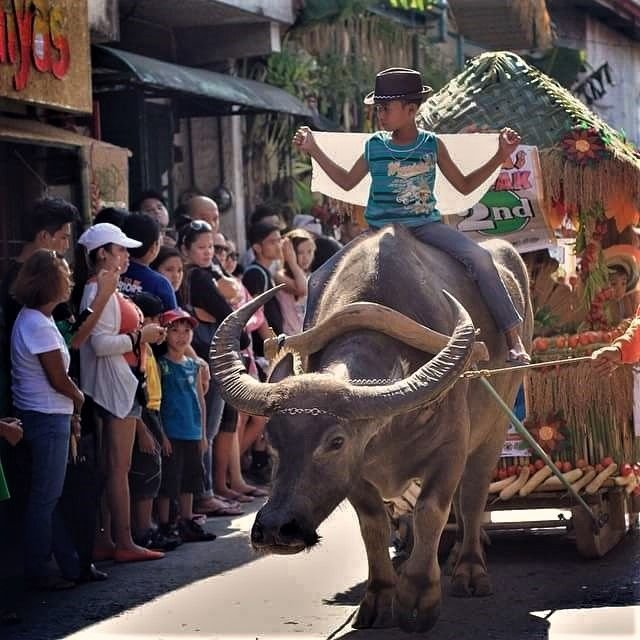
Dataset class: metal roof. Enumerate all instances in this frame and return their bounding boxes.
[92,46,312,118]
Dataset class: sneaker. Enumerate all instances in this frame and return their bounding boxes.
[178,517,217,542]
[137,527,181,552]
[158,522,183,546]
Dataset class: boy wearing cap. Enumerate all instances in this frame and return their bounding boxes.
[293,67,529,363]
[156,309,216,543]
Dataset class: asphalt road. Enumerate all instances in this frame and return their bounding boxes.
[2,500,639,640]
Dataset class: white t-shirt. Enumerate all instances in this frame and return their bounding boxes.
[11,307,74,414]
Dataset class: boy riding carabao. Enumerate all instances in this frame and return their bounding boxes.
[293,67,529,363]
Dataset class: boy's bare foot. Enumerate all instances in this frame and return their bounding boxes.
[505,329,531,364]
[507,347,531,364]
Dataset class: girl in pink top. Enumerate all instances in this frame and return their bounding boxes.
[275,229,316,335]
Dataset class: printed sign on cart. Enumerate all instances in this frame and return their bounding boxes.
[446,145,554,254]
[501,422,531,458]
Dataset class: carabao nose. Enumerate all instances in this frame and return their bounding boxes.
[251,508,310,554]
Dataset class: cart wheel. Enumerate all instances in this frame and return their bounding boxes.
[572,490,627,558]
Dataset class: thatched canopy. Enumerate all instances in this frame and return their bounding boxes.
[418,51,640,230]
[448,0,552,51]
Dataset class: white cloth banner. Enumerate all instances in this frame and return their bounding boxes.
[310,132,502,216]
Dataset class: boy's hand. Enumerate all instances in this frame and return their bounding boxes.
[161,434,172,457]
[197,359,211,396]
[199,437,208,455]
[138,424,159,455]
[591,345,622,375]
[293,126,317,155]
[0,417,23,446]
[498,127,521,161]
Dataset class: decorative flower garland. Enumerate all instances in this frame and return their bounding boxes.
[560,125,609,166]
[574,205,614,330]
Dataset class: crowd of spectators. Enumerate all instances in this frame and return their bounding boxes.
[0,192,348,623]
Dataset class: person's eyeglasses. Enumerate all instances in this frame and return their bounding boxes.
[227,252,239,260]
[214,244,228,254]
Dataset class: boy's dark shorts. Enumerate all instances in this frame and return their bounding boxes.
[218,403,237,434]
[129,409,163,500]
[159,439,203,499]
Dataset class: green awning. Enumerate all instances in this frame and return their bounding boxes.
[92,46,312,118]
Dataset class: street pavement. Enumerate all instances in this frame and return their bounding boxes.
[2,499,639,640]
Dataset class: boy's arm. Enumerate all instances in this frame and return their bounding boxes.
[293,126,368,191]
[592,306,640,373]
[196,364,207,451]
[436,128,521,196]
[613,312,640,363]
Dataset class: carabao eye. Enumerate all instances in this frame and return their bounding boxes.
[328,436,345,451]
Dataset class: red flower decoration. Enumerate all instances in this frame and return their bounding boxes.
[561,128,606,164]
[525,413,568,454]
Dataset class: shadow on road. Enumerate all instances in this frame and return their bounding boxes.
[2,499,266,640]
[323,527,640,640]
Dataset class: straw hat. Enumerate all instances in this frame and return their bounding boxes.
[603,244,640,292]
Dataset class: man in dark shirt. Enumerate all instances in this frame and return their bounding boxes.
[1,197,78,334]
[242,221,284,358]
[119,213,177,311]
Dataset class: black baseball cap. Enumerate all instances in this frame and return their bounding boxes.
[131,292,164,318]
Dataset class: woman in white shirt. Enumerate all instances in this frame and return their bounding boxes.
[11,250,84,590]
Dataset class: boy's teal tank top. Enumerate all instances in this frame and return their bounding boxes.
[364,129,441,228]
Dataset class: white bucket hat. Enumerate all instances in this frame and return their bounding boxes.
[292,214,322,236]
[77,223,142,252]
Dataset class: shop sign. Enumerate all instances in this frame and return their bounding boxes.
[446,145,554,254]
[0,0,91,113]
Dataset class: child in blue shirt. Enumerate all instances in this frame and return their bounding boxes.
[293,67,529,363]
[156,309,216,543]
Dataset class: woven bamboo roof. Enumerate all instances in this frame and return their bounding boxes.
[418,51,640,223]
[447,0,552,51]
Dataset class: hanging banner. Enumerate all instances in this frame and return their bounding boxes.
[445,145,555,254]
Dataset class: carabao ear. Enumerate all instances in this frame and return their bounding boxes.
[268,352,297,382]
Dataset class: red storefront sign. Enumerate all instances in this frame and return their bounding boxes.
[0,0,91,113]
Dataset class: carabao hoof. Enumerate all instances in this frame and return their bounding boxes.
[352,586,395,629]
[470,573,493,597]
[451,568,493,597]
[394,599,441,633]
[393,576,441,633]
[450,573,473,597]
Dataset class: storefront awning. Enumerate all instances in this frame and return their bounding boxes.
[0,116,131,214]
[92,46,313,118]
[0,115,129,151]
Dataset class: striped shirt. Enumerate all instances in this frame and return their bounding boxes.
[364,129,441,228]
